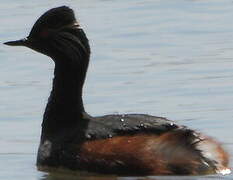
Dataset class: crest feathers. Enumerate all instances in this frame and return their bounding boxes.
[29,6,77,37]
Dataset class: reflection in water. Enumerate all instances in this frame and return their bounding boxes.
[39,173,218,180]
[37,169,209,180]
[40,172,118,180]
[40,172,229,180]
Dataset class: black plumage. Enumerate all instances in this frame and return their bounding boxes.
[4,6,230,175]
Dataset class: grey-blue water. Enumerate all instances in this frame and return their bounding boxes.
[0,0,233,179]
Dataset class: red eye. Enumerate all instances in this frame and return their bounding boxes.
[40,29,49,38]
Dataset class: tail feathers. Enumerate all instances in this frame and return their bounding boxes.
[152,128,230,175]
[196,134,230,175]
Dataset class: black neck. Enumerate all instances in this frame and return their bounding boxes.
[39,27,91,139]
[41,51,90,138]
[53,60,86,111]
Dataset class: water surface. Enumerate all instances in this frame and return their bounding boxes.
[0,0,233,180]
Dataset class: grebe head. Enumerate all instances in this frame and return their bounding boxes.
[4,6,90,61]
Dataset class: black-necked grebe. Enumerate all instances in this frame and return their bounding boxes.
[4,6,230,175]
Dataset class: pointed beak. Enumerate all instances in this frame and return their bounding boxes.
[4,38,28,46]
